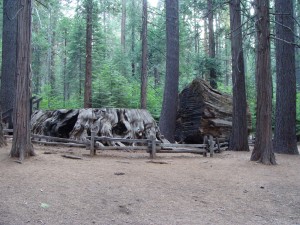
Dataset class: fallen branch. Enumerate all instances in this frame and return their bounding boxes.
[61,155,82,160]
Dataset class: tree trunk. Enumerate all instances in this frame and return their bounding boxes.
[0,0,18,128]
[159,0,179,142]
[84,0,93,108]
[175,78,252,143]
[140,0,148,109]
[203,19,209,56]
[0,108,7,147]
[250,0,276,165]
[31,108,164,144]
[207,0,217,88]
[63,29,68,107]
[229,0,249,151]
[273,0,298,154]
[10,0,35,160]
[32,47,42,95]
[50,25,56,101]
[215,12,220,56]
[47,7,57,107]
[121,0,126,52]
[79,48,83,97]
[154,66,160,88]
[131,0,136,77]
[225,39,230,86]
[193,0,199,54]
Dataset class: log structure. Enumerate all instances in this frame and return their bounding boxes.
[31,108,164,145]
[175,78,251,143]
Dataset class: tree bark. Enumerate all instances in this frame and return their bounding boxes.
[50,19,56,102]
[131,0,136,77]
[31,108,164,144]
[250,0,276,165]
[273,0,298,154]
[140,0,148,109]
[63,29,68,107]
[0,0,18,128]
[10,0,35,160]
[121,0,126,52]
[0,108,7,147]
[84,0,93,108]
[193,0,199,54]
[207,0,217,88]
[203,19,209,56]
[159,0,179,142]
[229,0,249,151]
[175,78,252,143]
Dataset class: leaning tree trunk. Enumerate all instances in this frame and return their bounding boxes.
[10,0,35,160]
[250,0,276,165]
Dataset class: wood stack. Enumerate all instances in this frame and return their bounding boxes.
[175,78,251,143]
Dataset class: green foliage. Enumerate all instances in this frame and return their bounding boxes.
[92,62,134,108]
[9,0,298,133]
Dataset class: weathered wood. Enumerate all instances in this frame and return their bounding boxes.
[158,149,207,154]
[3,129,13,133]
[150,135,156,159]
[90,131,95,156]
[175,79,251,143]
[93,136,150,144]
[31,108,165,146]
[209,135,214,157]
[32,140,86,148]
[161,143,207,148]
[32,134,87,145]
[96,146,150,151]
[61,154,82,160]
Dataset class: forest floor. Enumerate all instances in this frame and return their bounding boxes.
[0,142,299,225]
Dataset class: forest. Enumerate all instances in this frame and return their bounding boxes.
[0,0,299,164]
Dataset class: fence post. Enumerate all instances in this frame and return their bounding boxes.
[150,135,156,159]
[209,135,214,157]
[90,131,95,156]
[203,135,208,157]
[216,138,220,153]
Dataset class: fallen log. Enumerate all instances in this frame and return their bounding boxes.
[31,108,165,146]
[175,79,251,143]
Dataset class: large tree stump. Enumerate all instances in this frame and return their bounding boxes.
[31,108,164,145]
[175,78,251,143]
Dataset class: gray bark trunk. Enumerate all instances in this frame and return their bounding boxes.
[10,0,35,160]
[84,0,93,108]
[159,0,179,142]
[0,0,18,128]
[273,0,298,154]
[140,0,148,109]
[250,0,276,164]
[229,0,249,151]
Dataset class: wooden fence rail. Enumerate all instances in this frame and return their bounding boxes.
[3,129,229,159]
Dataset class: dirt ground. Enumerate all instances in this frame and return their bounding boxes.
[0,142,299,225]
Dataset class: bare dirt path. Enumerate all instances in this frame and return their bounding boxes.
[0,143,299,225]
